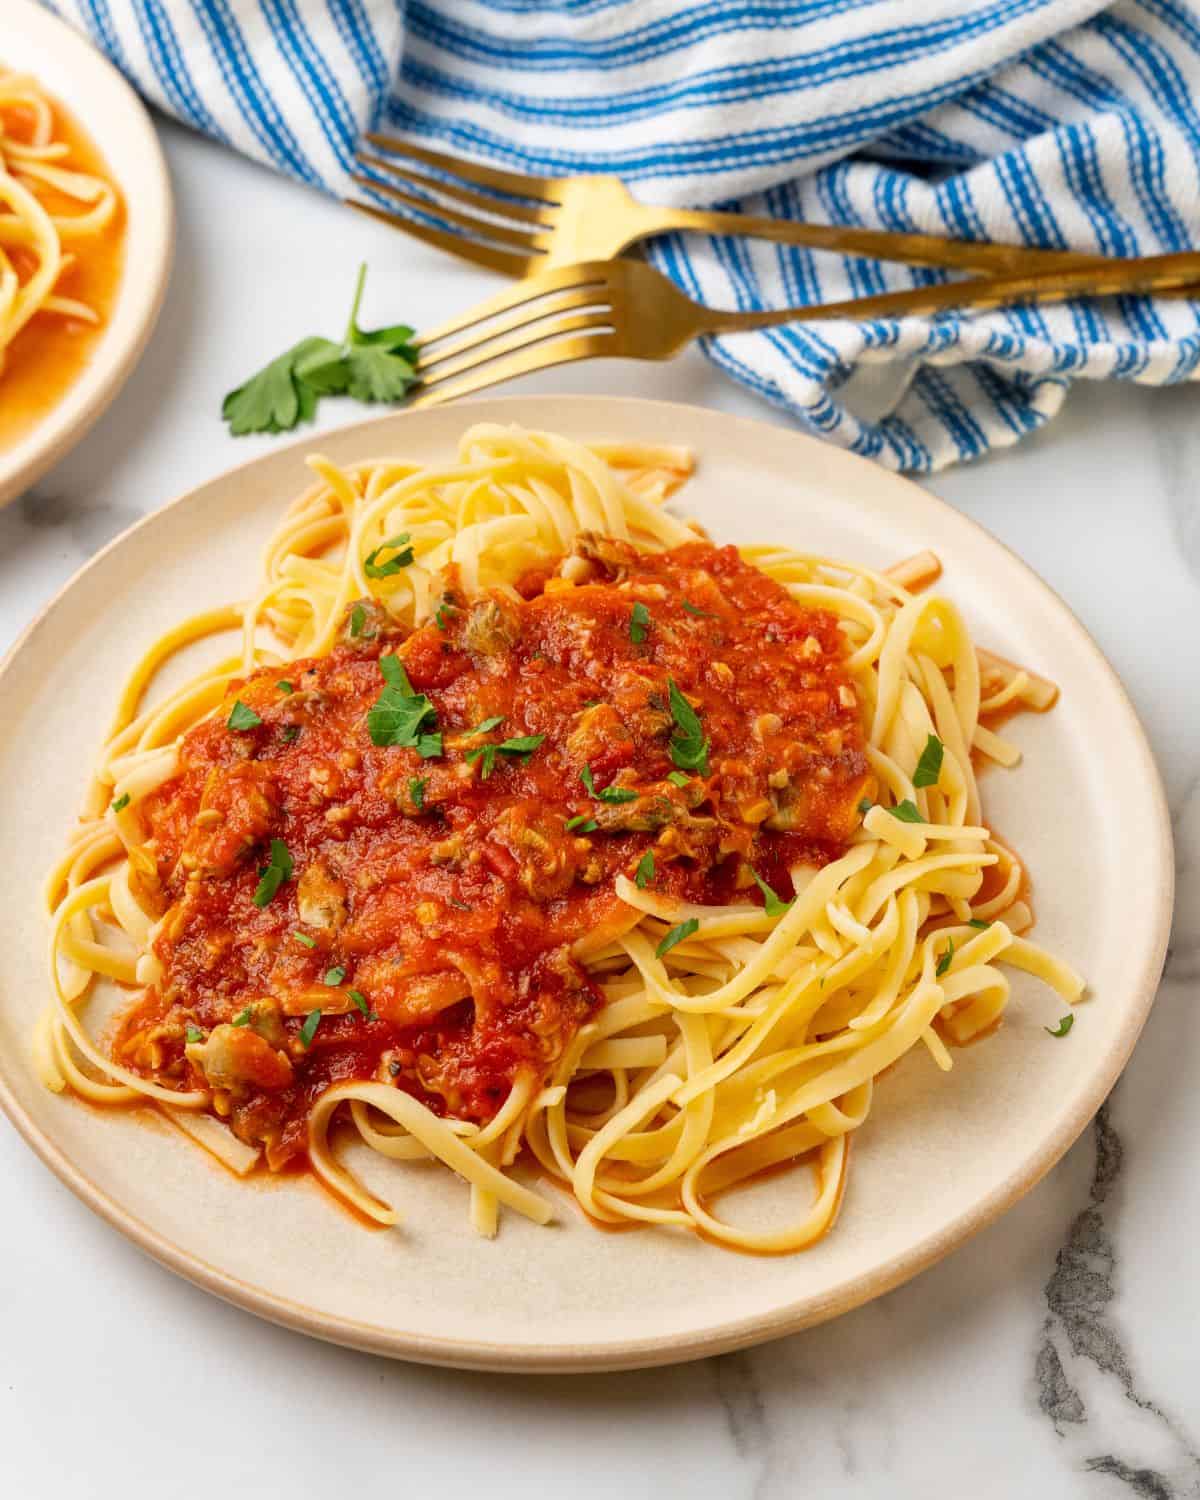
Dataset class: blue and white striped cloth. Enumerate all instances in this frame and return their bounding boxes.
[46,1,1200,471]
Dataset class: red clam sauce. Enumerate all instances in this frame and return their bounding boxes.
[116,539,871,1169]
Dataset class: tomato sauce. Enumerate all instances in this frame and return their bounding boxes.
[119,540,870,1168]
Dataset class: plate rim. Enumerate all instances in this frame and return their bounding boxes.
[0,394,1174,1371]
[0,0,175,509]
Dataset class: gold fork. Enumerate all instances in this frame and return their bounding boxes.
[352,134,1111,279]
[409,252,1200,409]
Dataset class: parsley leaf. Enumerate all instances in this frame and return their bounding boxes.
[634,850,655,888]
[656,918,699,959]
[299,1010,322,1048]
[364,533,414,578]
[681,600,717,619]
[221,267,417,435]
[565,814,598,832]
[221,335,338,436]
[497,733,544,759]
[230,1008,252,1027]
[227,699,262,731]
[323,966,346,986]
[630,602,651,644]
[349,604,366,638]
[293,265,417,406]
[368,654,439,750]
[967,918,991,930]
[252,838,293,908]
[348,989,370,1018]
[467,716,505,737]
[409,777,427,812]
[295,931,317,948]
[581,764,638,804]
[666,771,690,789]
[276,680,294,694]
[667,678,710,774]
[280,725,301,743]
[110,793,130,814]
[466,743,498,779]
[750,869,792,918]
[185,1025,204,1044]
[887,800,924,824]
[936,938,955,978]
[858,798,873,815]
[913,734,945,789]
[1045,1014,1074,1038]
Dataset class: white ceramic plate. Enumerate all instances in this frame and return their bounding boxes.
[0,397,1172,1371]
[0,1,172,508]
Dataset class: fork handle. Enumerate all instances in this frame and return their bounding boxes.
[636,205,1110,276]
[694,251,1200,334]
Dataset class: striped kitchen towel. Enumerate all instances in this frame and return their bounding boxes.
[45,1,1200,472]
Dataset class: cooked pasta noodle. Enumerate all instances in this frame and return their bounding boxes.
[39,423,1084,1253]
[0,69,119,382]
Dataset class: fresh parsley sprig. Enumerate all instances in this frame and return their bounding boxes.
[667,679,709,775]
[368,654,442,757]
[221,265,418,436]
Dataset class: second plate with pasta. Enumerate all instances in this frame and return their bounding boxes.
[0,396,1171,1370]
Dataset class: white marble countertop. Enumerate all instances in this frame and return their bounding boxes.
[2,120,1197,1500]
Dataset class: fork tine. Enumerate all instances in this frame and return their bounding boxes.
[411,335,616,409]
[420,287,612,368]
[347,198,534,277]
[364,132,561,204]
[418,310,613,387]
[357,150,555,228]
[350,171,546,253]
[415,263,611,349]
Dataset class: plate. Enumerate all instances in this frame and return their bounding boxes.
[0,1,173,509]
[0,396,1172,1371]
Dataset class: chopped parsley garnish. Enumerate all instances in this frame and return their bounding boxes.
[295,931,317,948]
[467,733,545,779]
[681,601,716,619]
[227,699,262,731]
[409,777,427,811]
[348,989,370,1018]
[967,918,991,930]
[185,1025,204,1044]
[630,602,651,644]
[667,678,709,775]
[498,733,544,759]
[666,771,691,789]
[110,793,130,814]
[467,716,505,737]
[656,918,699,959]
[750,869,792,918]
[887,799,924,824]
[634,850,656,888]
[935,938,955,978]
[299,1010,322,1048]
[1045,1014,1074,1038]
[581,764,638,804]
[349,603,366,638]
[858,798,873,814]
[434,601,457,630]
[364,532,414,579]
[322,965,346,986]
[230,1008,252,1027]
[252,839,293,908]
[565,814,598,833]
[368,654,440,752]
[221,265,418,435]
[913,733,945,789]
[280,725,301,743]
[276,680,294,694]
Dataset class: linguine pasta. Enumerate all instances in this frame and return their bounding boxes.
[39,424,1084,1253]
